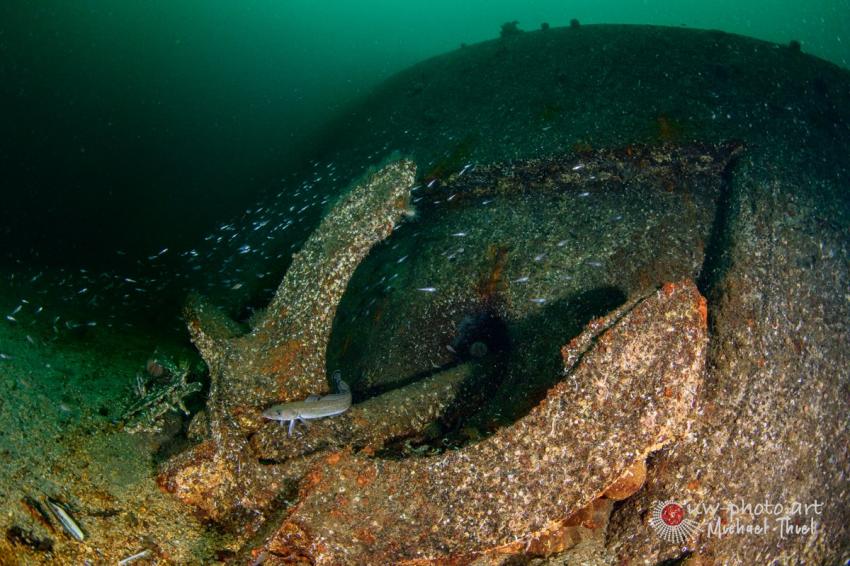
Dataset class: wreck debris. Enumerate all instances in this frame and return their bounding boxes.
[122,356,202,434]
[158,159,418,525]
[254,280,708,564]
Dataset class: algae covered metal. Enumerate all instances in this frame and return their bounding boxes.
[159,159,422,527]
[256,280,708,564]
[158,143,735,563]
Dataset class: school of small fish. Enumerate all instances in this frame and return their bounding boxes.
[0,159,613,342]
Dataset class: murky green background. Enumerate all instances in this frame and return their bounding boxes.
[2,1,847,266]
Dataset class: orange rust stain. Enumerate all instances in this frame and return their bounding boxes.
[562,504,593,527]
[663,386,674,398]
[697,295,708,326]
[267,522,314,562]
[356,467,376,487]
[476,244,510,302]
[303,468,324,490]
[661,282,677,297]
[356,529,377,545]
[325,452,342,466]
[350,414,370,428]
[604,460,647,501]
[257,339,303,379]
[687,479,701,491]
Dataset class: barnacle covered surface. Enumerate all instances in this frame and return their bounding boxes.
[330,143,739,427]
[158,159,418,526]
[159,27,848,564]
[255,281,707,564]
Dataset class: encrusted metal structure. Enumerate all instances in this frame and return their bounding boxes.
[253,281,707,564]
[158,160,418,527]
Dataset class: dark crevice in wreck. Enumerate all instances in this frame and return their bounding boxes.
[379,285,630,458]
[231,485,300,563]
[696,144,745,301]
[655,551,694,566]
[487,286,629,420]
[356,303,511,399]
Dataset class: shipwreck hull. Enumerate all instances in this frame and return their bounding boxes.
[158,24,849,565]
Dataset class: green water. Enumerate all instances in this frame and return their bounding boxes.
[2,0,848,265]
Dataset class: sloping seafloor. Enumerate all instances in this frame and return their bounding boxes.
[1,24,849,564]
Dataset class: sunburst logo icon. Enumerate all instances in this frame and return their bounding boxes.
[649,500,701,543]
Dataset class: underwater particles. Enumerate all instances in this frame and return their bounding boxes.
[0,158,359,336]
[1,155,507,356]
